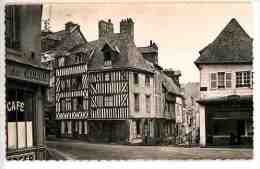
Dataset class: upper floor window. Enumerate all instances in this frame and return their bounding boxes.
[146,95,151,113]
[104,51,112,66]
[236,71,252,88]
[134,73,139,85]
[58,57,65,67]
[104,73,110,82]
[210,72,232,89]
[145,75,150,87]
[134,93,139,112]
[5,6,20,50]
[104,95,113,107]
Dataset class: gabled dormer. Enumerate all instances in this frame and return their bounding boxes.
[101,42,119,67]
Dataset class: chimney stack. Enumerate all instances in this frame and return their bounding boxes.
[65,21,78,32]
[120,18,134,40]
[98,19,114,38]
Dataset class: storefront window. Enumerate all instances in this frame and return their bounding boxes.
[7,89,34,150]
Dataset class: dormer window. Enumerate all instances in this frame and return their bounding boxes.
[58,56,65,67]
[104,51,112,66]
[102,43,116,67]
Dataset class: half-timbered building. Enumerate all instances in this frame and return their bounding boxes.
[5,5,49,160]
[53,18,183,144]
[195,18,253,147]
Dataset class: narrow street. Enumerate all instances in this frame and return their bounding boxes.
[47,138,253,160]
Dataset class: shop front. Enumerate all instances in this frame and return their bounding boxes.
[199,95,253,146]
[6,60,49,160]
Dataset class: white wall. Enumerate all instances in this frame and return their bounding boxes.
[199,64,253,99]
[129,72,155,118]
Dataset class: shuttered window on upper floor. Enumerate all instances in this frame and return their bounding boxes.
[210,72,232,89]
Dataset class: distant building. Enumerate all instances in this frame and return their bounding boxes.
[195,18,253,147]
[181,82,200,145]
[48,18,184,144]
[5,5,49,160]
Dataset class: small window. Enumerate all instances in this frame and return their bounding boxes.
[134,73,139,85]
[145,75,150,87]
[104,73,110,82]
[104,95,113,107]
[236,71,251,88]
[146,95,151,113]
[61,98,66,112]
[136,120,141,135]
[104,51,112,66]
[134,93,139,112]
[58,57,65,67]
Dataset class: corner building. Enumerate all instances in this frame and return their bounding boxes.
[54,19,183,144]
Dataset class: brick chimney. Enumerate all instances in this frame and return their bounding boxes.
[120,18,134,40]
[65,21,78,32]
[98,19,114,38]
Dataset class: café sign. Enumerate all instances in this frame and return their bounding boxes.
[6,101,24,112]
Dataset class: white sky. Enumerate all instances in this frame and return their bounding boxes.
[42,1,253,83]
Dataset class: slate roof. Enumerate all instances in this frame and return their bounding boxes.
[195,18,253,66]
[84,33,154,72]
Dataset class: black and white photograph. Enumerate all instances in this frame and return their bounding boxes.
[0,0,259,168]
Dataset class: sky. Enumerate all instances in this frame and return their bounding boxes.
[42,1,253,83]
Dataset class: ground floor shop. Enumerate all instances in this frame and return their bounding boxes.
[57,118,176,144]
[6,79,48,160]
[198,95,253,147]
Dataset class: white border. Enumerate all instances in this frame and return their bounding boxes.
[0,0,259,169]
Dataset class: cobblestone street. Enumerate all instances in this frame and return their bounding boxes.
[47,138,253,160]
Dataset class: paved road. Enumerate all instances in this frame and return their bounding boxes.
[47,138,253,160]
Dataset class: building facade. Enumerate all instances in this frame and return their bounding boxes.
[179,82,200,145]
[5,5,49,160]
[195,18,253,147]
[52,19,184,144]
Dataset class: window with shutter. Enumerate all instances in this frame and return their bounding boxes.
[210,73,217,89]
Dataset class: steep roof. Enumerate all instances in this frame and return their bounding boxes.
[195,18,253,66]
[85,33,154,72]
[161,73,181,96]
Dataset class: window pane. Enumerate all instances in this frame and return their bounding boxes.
[24,92,33,121]
[244,71,250,87]
[146,95,151,113]
[26,121,33,147]
[236,72,243,87]
[218,72,225,88]
[134,94,139,112]
[17,122,26,149]
[210,73,217,89]
[226,73,232,88]
[8,122,17,149]
[134,73,139,84]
